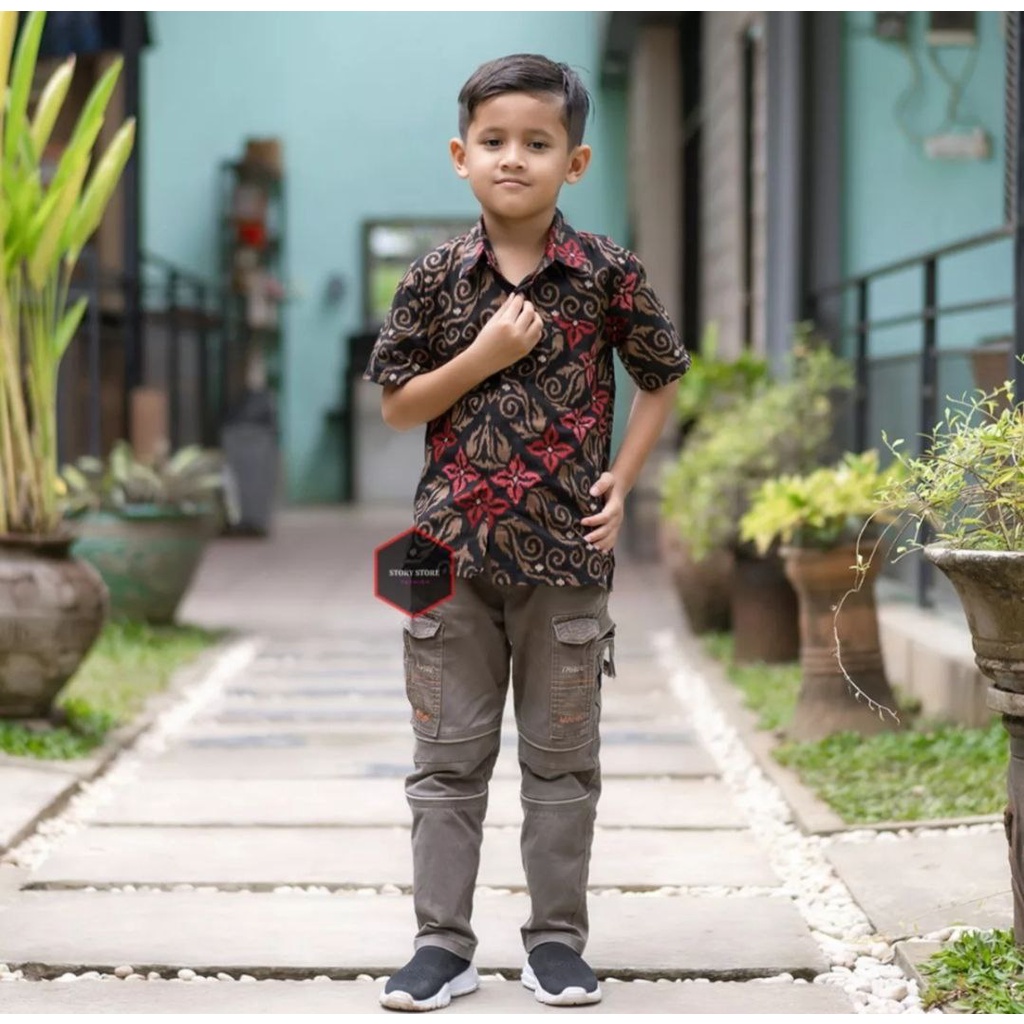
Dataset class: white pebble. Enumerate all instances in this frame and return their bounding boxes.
[114,965,134,979]
[177,968,196,981]
[147,972,162,981]
[356,974,373,982]
[80,971,101,981]
[313,975,331,982]
[217,973,234,982]
[240,974,256,983]
[56,973,78,983]
[876,981,909,1002]
[0,964,8,975]
[380,884,402,896]
[871,942,893,962]
[126,974,145,982]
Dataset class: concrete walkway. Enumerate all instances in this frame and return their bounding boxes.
[1,508,859,1012]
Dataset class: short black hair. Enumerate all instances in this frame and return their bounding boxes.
[458,54,591,149]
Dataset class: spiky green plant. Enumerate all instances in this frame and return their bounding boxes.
[0,11,136,536]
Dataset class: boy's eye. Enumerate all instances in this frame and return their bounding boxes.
[482,139,501,148]
[529,141,549,151]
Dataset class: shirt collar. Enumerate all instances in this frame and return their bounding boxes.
[458,210,593,280]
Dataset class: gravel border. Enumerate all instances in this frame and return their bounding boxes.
[656,630,930,1014]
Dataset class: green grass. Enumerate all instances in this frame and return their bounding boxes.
[921,929,1024,1013]
[0,620,222,760]
[702,632,801,732]
[702,632,1007,824]
[775,723,1007,823]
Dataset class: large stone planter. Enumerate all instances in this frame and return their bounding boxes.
[0,535,108,718]
[783,544,901,742]
[659,520,733,635]
[925,545,1024,944]
[731,549,800,665]
[70,508,216,624]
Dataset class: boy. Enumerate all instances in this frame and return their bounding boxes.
[364,53,689,1011]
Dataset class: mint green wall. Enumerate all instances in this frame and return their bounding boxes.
[142,13,627,502]
[842,12,1010,360]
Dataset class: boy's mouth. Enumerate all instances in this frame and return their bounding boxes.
[496,178,529,188]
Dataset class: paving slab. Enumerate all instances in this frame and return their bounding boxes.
[0,892,827,977]
[0,978,854,1013]
[202,700,687,730]
[825,831,1012,938]
[139,736,718,781]
[30,825,777,890]
[88,777,745,830]
[0,765,79,852]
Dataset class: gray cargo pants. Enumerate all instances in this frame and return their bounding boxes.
[401,566,615,961]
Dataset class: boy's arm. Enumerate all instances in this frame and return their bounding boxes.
[382,293,543,431]
[581,381,679,552]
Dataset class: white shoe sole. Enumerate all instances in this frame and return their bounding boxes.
[521,962,602,1006]
[379,965,480,1012]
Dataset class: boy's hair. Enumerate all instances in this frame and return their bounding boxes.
[458,54,591,149]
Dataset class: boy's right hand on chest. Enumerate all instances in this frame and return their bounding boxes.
[471,293,544,375]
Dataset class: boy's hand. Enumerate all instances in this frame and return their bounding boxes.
[581,471,625,552]
[471,293,543,375]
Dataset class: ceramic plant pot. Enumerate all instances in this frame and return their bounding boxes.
[0,534,108,718]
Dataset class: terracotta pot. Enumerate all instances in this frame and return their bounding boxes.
[0,535,108,718]
[783,544,901,742]
[925,544,1024,944]
[658,520,733,635]
[731,549,800,664]
[70,507,216,624]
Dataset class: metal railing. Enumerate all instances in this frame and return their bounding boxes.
[57,249,248,466]
[807,225,1021,607]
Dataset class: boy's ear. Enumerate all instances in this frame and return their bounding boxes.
[450,137,469,179]
[564,144,592,185]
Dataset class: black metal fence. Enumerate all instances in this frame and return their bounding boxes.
[807,226,1022,607]
[57,250,248,466]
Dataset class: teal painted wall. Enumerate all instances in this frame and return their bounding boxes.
[142,13,627,502]
[842,11,1011,364]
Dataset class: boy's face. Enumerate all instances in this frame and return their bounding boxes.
[450,91,591,224]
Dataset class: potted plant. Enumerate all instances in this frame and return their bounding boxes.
[661,328,853,662]
[880,376,1024,943]
[61,441,238,624]
[740,450,904,740]
[0,13,136,717]
[659,323,768,635]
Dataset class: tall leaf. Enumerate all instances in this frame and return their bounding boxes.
[4,12,45,167]
[48,57,122,197]
[53,296,87,359]
[30,56,75,161]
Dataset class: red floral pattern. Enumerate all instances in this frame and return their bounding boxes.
[365,210,689,587]
[492,455,542,504]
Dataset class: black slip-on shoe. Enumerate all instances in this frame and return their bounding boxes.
[521,941,602,1006]
[380,947,479,1012]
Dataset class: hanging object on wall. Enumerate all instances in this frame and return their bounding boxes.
[877,12,992,161]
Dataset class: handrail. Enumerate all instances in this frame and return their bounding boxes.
[814,226,1013,298]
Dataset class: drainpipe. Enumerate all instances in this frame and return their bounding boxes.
[765,12,805,378]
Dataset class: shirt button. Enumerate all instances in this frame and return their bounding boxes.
[537,355,546,363]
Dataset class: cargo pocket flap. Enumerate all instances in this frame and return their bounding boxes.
[553,617,600,644]
[405,615,442,639]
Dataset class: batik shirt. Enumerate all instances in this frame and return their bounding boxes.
[364,210,689,588]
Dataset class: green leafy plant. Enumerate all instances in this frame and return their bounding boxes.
[660,326,854,559]
[921,928,1024,1013]
[880,377,1024,553]
[739,450,903,554]
[0,12,135,537]
[674,321,769,429]
[61,440,239,521]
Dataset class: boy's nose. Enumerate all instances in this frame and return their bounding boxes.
[500,147,526,169]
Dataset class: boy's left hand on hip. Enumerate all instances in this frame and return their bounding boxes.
[582,472,624,552]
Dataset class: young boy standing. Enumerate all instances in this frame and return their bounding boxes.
[364,54,689,1011]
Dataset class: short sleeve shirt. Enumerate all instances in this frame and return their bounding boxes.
[364,210,689,588]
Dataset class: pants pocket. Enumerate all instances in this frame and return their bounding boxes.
[403,614,443,739]
[550,615,601,744]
